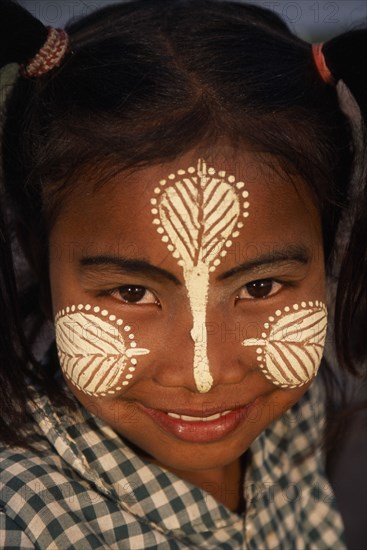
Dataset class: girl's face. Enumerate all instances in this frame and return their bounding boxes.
[49,148,326,475]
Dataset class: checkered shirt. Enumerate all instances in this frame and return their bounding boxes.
[0,377,346,549]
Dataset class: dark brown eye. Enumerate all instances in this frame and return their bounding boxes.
[114,285,157,304]
[237,279,281,300]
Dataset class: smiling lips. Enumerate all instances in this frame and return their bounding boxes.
[167,410,232,421]
[138,402,258,443]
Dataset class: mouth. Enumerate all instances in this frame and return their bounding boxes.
[166,410,232,421]
[137,401,259,443]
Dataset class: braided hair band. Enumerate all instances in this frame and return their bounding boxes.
[20,26,70,78]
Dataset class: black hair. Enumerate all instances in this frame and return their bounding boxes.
[0,0,366,448]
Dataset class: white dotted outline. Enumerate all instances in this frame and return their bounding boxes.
[55,304,141,396]
[253,300,327,389]
[150,160,250,273]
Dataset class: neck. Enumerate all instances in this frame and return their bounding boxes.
[150,456,246,513]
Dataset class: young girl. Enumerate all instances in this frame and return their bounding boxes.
[0,0,366,548]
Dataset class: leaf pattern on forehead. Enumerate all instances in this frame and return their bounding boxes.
[242,302,328,389]
[151,159,249,393]
[156,161,241,268]
[55,307,149,397]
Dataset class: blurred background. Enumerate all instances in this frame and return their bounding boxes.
[16,1,367,549]
[18,0,367,40]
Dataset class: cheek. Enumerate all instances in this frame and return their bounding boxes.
[54,304,150,397]
[242,300,328,388]
[54,296,328,397]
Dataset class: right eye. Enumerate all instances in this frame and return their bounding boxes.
[236,279,283,301]
[109,285,159,305]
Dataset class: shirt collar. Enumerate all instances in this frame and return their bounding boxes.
[28,386,244,536]
[28,377,326,539]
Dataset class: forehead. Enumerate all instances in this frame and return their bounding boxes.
[50,149,322,267]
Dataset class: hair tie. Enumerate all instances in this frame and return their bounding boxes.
[312,43,334,85]
[20,27,70,78]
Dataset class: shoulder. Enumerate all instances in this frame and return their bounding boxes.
[0,436,164,549]
[0,443,62,549]
[0,442,80,522]
[245,378,347,548]
[0,510,35,549]
[0,441,81,497]
[0,443,114,548]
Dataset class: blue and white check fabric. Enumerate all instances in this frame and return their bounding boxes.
[0,377,346,549]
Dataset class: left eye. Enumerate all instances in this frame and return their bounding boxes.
[236,279,282,300]
[110,285,159,305]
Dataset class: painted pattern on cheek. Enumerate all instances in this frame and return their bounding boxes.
[55,304,150,396]
[151,159,249,393]
[242,301,328,388]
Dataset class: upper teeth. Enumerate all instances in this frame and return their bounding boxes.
[167,410,231,421]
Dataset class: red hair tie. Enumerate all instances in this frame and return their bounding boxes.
[312,43,334,85]
[20,27,70,78]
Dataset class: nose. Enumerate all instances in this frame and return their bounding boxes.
[150,312,247,393]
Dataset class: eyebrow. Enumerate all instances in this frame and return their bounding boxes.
[217,245,310,281]
[80,245,309,285]
[80,256,181,285]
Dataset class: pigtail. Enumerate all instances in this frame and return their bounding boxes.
[322,31,367,372]
[323,31,367,118]
[0,1,73,447]
[0,206,39,447]
[0,0,45,448]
